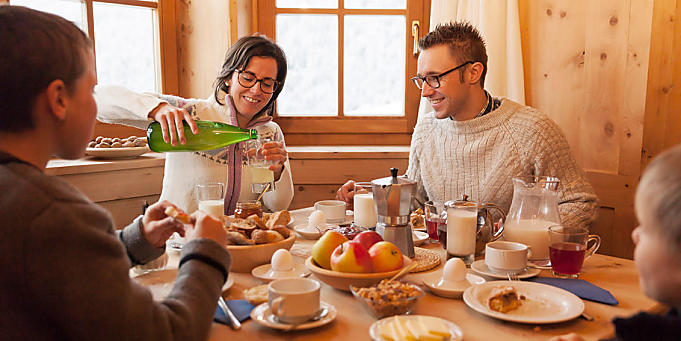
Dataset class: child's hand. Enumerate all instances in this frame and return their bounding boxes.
[548,333,585,341]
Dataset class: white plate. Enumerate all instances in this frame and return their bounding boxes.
[470,260,541,279]
[422,271,486,299]
[293,223,338,240]
[251,263,311,282]
[412,230,429,246]
[462,281,584,324]
[369,315,463,341]
[132,269,234,300]
[250,301,337,331]
[85,146,150,159]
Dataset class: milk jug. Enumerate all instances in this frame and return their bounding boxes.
[504,176,561,261]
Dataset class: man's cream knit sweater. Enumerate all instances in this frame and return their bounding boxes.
[406,99,598,229]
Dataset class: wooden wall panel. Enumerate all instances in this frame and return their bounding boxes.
[100,194,161,229]
[519,0,654,259]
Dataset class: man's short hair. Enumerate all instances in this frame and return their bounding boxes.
[418,21,488,87]
[636,144,681,251]
[0,6,92,132]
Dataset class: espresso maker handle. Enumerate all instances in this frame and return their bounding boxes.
[484,203,506,241]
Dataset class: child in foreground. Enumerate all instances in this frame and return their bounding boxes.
[551,144,681,340]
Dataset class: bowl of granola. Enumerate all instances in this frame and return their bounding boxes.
[351,279,425,319]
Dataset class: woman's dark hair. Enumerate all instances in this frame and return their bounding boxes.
[0,6,92,132]
[214,35,287,118]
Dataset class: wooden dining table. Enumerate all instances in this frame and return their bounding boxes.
[137,207,659,341]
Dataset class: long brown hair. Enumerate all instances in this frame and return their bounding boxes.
[213,35,287,118]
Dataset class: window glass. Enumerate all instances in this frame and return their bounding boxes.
[344,0,406,9]
[276,0,337,9]
[11,0,85,31]
[276,14,338,116]
[344,15,405,116]
[93,2,158,93]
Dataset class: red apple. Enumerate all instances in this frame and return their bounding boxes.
[369,241,404,272]
[353,230,383,250]
[330,241,373,273]
[311,230,348,269]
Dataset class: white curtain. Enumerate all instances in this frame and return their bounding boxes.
[418,0,526,117]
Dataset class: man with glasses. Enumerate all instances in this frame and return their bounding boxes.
[338,22,598,230]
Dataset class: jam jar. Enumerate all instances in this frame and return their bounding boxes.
[234,200,262,219]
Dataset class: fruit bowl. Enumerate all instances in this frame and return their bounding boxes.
[227,234,296,273]
[304,256,412,291]
[351,280,425,319]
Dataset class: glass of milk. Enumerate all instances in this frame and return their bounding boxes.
[444,201,478,265]
[195,182,225,219]
[353,182,377,228]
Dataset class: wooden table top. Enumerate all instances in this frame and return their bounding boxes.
[139,208,658,341]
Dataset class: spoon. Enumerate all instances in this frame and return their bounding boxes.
[255,182,271,202]
[389,261,419,282]
[281,307,329,330]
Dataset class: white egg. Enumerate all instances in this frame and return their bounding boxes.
[308,210,326,228]
[442,258,467,282]
[271,249,294,271]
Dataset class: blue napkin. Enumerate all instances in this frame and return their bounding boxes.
[528,277,619,305]
[214,300,255,326]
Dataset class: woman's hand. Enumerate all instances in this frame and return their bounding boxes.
[141,201,187,248]
[149,102,198,145]
[262,141,288,181]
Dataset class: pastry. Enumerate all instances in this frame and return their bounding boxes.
[487,286,525,313]
[225,230,254,245]
[252,229,284,244]
[266,210,290,228]
[244,284,268,306]
[164,206,191,224]
[248,214,268,229]
[271,225,291,238]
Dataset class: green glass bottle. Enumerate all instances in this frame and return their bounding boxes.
[147,120,258,152]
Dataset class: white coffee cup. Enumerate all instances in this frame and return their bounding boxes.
[484,241,532,274]
[268,278,321,324]
[314,200,346,224]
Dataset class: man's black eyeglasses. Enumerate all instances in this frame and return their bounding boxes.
[411,61,474,90]
[235,69,279,94]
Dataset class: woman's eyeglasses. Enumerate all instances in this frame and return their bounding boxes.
[235,69,279,94]
[411,61,474,90]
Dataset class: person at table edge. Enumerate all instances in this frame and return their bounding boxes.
[0,6,230,340]
[338,21,598,229]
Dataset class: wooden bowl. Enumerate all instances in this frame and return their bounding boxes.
[304,256,412,291]
[226,234,297,273]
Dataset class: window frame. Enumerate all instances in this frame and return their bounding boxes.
[255,0,429,142]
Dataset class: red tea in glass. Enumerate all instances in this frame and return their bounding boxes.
[549,242,586,276]
[425,217,443,241]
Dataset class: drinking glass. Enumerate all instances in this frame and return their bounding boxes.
[195,182,225,219]
[353,182,377,228]
[548,225,601,278]
[444,201,478,265]
[424,201,445,242]
[245,138,275,193]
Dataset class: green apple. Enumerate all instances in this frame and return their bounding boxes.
[311,230,348,269]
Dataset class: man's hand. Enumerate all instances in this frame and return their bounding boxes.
[548,333,585,341]
[336,180,356,209]
[149,102,198,146]
[141,201,187,248]
[188,210,228,245]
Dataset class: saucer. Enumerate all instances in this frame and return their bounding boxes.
[412,230,429,246]
[528,259,553,270]
[293,223,338,240]
[470,260,541,279]
[422,271,486,299]
[251,263,311,283]
[250,301,337,331]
